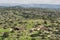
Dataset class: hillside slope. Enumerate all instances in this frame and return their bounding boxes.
[0,8,60,40]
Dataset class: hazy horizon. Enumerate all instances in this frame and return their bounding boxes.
[0,0,60,5]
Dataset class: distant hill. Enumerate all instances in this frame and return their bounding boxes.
[19,4,60,9]
[0,4,60,9]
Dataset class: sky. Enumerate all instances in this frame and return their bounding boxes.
[0,0,60,4]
